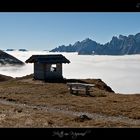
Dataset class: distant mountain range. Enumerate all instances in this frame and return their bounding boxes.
[50,33,140,55]
[6,49,28,51]
[0,50,24,65]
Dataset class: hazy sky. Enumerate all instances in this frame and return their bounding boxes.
[0,12,140,50]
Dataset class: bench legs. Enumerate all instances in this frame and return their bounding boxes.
[69,86,73,94]
[85,87,90,95]
[69,86,79,95]
[69,86,91,95]
[75,86,79,95]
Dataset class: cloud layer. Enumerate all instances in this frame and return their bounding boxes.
[1,50,140,94]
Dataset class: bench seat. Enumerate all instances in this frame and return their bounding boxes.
[67,83,94,95]
[68,88,85,91]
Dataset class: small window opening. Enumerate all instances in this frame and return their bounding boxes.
[50,64,57,72]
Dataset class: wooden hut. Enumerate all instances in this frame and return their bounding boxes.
[25,54,70,80]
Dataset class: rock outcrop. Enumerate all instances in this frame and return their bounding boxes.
[0,74,13,82]
[0,50,24,65]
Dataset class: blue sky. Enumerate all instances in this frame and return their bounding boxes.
[0,12,140,51]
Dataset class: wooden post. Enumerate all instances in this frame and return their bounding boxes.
[69,85,73,94]
[76,86,79,95]
[85,86,90,95]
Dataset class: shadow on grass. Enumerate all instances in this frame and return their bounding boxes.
[70,92,95,97]
[44,78,88,84]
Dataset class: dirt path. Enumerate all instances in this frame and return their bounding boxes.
[0,99,140,126]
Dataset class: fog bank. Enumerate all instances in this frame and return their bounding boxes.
[1,50,140,94]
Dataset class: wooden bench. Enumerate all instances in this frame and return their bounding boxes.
[67,83,95,95]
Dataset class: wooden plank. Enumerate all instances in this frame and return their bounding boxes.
[67,83,95,87]
[68,88,92,92]
[68,88,85,91]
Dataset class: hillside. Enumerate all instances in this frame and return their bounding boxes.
[0,74,140,127]
[0,50,24,65]
[0,74,13,82]
[50,32,140,55]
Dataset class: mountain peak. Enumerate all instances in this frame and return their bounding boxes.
[128,35,134,38]
[135,33,140,43]
[119,35,127,40]
[82,38,93,42]
[73,41,80,46]
[112,36,118,40]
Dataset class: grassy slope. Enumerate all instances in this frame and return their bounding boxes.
[0,74,140,127]
[0,74,13,82]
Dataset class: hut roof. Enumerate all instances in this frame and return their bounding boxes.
[25,54,70,64]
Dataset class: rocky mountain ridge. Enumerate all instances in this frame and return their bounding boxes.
[50,33,140,55]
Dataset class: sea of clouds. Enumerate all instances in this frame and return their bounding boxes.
[1,50,140,94]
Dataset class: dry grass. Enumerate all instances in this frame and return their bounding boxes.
[0,77,140,127]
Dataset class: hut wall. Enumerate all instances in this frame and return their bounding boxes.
[34,63,63,80]
[56,63,62,75]
[34,63,45,80]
